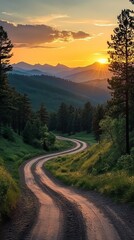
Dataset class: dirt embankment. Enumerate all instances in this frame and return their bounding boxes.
[0,188,39,240]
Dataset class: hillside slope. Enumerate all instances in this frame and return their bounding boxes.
[8,74,110,111]
[46,141,134,203]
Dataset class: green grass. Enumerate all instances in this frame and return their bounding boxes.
[0,134,44,180]
[0,133,74,221]
[51,139,75,152]
[45,141,134,204]
[55,132,96,145]
[0,166,19,220]
[0,134,74,181]
[0,133,44,221]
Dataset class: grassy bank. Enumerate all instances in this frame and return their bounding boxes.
[0,134,44,180]
[0,134,74,180]
[0,133,73,221]
[55,132,96,145]
[0,166,19,220]
[51,138,75,152]
[0,133,44,221]
[45,141,134,204]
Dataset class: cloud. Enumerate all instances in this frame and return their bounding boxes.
[1,11,31,23]
[71,31,91,40]
[60,19,91,24]
[14,43,61,49]
[2,12,14,16]
[28,14,69,24]
[94,23,116,27]
[0,20,91,47]
[60,18,116,27]
[94,20,116,27]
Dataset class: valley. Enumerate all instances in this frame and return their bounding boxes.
[9,62,110,111]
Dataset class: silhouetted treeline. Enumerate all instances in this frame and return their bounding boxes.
[48,102,105,139]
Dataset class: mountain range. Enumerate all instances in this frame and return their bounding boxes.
[9,62,111,111]
[12,61,112,83]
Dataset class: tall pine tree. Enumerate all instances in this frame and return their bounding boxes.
[92,105,105,141]
[0,26,13,126]
[57,103,68,133]
[82,102,93,133]
[37,103,49,126]
[107,9,134,154]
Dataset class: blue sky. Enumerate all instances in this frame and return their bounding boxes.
[0,0,132,26]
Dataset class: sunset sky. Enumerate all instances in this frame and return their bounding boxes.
[0,0,133,67]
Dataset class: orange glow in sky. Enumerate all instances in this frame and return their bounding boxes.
[0,0,132,67]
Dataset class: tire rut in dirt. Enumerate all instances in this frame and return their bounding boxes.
[31,162,87,240]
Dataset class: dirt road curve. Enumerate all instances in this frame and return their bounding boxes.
[24,137,134,240]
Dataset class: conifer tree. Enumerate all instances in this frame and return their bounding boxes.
[82,102,93,133]
[73,108,82,133]
[0,26,13,125]
[92,105,105,141]
[67,105,75,135]
[23,120,33,144]
[37,103,49,126]
[16,94,32,134]
[0,26,13,77]
[57,103,68,133]
[107,9,134,154]
[48,112,57,131]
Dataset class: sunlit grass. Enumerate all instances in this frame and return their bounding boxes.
[0,166,19,221]
[0,133,73,180]
[46,141,134,203]
[0,133,74,221]
[55,132,96,145]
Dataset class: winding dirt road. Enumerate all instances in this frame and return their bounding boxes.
[24,138,134,240]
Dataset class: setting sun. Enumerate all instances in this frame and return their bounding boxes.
[97,58,108,64]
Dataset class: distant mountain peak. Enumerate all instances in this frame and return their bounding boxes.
[13,61,33,66]
[12,61,111,82]
[56,63,65,67]
[90,62,108,68]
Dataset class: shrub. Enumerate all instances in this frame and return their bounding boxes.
[32,138,42,148]
[0,157,4,166]
[41,127,56,150]
[130,147,134,155]
[117,155,134,173]
[47,132,56,146]
[100,116,126,154]
[23,121,33,144]
[2,127,15,141]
